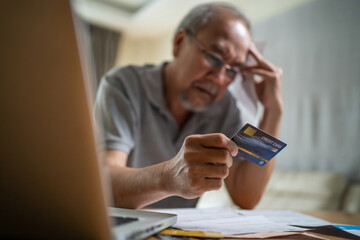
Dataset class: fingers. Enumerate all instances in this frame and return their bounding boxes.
[202,178,223,192]
[186,133,238,157]
[243,67,273,79]
[170,133,239,198]
[243,65,283,82]
[243,43,283,82]
[183,145,234,167]
[247,42,274,71]
[186,165,228,195]
[189,163,230,180]
[185,178,224,197]
[205,148,234,167]
[242,44,284,113]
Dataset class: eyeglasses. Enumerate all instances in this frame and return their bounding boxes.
[185,29,245,83]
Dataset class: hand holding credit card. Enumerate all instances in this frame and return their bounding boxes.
[231,123,287,166]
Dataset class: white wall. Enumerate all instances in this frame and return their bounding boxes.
[116,32,172,65]
[253,0,360,181]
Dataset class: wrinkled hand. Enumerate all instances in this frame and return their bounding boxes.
[243,43,283,113]
[163,133,238,199]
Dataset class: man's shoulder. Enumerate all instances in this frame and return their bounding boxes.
[100,63,162,95]
[104,64,156,84]
[98,63,164,108]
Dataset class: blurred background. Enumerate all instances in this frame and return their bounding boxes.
[72,0,360,212]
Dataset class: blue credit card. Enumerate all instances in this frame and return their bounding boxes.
[231,123,287,166]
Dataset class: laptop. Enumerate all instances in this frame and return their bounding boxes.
[0,1,176,239]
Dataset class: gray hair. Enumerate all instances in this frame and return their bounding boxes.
[175,2,251,36]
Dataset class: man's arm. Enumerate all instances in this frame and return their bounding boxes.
[106,133,238,209]
[106,150,170,208]
[225,111,282,209]
[225,43,284,209]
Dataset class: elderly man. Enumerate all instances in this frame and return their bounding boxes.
[95,2,283,209]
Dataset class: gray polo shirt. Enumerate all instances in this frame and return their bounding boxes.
[95,63,242,208]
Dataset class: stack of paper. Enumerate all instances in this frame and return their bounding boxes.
[149,208,332,238]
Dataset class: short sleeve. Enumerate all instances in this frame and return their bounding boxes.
[94,71,138,153]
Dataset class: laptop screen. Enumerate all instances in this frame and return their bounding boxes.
[0,1,112,239]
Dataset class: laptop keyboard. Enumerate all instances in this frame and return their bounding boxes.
[113,216,139,226]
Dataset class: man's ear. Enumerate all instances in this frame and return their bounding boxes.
[172,29,186,57]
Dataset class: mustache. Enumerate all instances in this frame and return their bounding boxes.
[192,81,219,96]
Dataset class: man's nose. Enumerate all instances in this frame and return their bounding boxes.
[208,66,229,85]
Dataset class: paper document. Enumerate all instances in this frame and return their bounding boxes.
[173,215,305,235]
[237,210,331,226]
[148,207,239,223]
[226,231,328,239]
[149,208,307,235]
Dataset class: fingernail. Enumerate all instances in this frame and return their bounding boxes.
[232,148,238,157]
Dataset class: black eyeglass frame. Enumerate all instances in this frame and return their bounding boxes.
[185,29,246,83]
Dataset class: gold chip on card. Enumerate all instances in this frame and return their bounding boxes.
[244,126,256,136]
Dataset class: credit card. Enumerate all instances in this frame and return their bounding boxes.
[231,123,287,166]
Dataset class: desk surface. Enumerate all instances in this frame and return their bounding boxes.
[303,210,360,225]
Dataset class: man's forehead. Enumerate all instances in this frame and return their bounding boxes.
[198,19,251,62]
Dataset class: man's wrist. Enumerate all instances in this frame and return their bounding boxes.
[260,107,283,137]
[263,99,283,115]
[157,161,175,196]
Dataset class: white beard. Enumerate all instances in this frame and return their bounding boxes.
[178,80,219,112]
[179,91,210,112]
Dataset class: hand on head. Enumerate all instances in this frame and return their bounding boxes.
[242,43,284,113]
[162,133,238,199]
